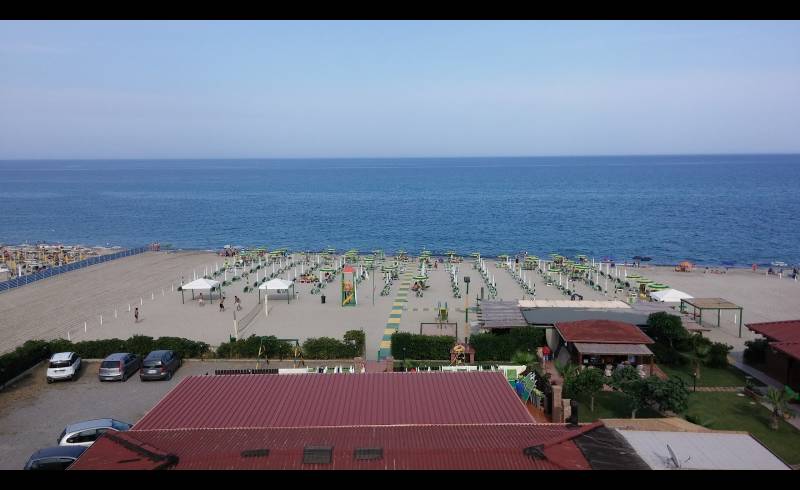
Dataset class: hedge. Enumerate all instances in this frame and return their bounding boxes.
[391,333,454,360]
[216,335,295,359]
[468,327,545,362]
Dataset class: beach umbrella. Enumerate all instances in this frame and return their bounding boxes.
[471,252,480,258]
[412,274,429,282]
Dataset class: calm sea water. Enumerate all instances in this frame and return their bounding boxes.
[1,155,798,266]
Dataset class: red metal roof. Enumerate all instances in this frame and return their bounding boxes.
[555,320,654,344]
[746,321,800,361]
[134,372,533,430]
[746,320,800,343]
[70,423,599,470]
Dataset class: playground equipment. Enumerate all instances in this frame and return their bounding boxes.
[436,301,449,322]
[341,265,357,306]
[254,337,304,368]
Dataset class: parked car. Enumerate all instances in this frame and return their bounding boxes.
[57,418,132,447]
[24,445,87,470]
[139,350,182,381]
[98,352,141,381]
[46,352,82,383]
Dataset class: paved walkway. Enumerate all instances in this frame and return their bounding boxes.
[377,269,414,360]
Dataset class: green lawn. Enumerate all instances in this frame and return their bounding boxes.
[660,362,766,387]
[685,392,800,465]
[576,391,662,423]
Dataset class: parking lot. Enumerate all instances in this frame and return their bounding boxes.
[0,359,310,469]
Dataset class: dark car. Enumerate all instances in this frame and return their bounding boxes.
[139,350,182,381]
[24,445,87,470]
[98,352,141,381]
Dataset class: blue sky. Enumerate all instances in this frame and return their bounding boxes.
[1,20,799,159]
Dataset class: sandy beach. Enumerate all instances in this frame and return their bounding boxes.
[1,253,799,361]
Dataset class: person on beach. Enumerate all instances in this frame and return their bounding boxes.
[235,295,242,311]
[198,292,204,306]
[219,296,225,312]
[134,307,139,323]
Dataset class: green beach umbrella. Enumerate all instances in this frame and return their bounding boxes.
[471,252,480,257]
[412,274,429,282]
[319,267,335,273]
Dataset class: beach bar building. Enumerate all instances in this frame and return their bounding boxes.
[553,320,656,374]
[745,320,800,391]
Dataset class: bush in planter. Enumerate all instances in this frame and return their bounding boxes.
[216,335,294,359]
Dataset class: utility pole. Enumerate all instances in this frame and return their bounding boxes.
[463,276,471,342]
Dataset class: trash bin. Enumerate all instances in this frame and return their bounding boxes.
[321,295,326,304]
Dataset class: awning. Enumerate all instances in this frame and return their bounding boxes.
[573,343,653,356]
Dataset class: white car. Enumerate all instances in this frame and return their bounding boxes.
[57,419,132,447]
[46,352,82,383]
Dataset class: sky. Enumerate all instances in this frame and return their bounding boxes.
[1,20,799,159]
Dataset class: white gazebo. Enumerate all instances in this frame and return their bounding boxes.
[179,277,221,304]
[259,278,295,305]
[650,288,693,303]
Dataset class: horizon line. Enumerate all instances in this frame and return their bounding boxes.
[2,151,800,162]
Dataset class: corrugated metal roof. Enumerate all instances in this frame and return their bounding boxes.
[518,300,631,309]
[772,341,800,361]
[70,423,598,470]
[573,343,653,356]
[555,320,655,345]
[746,321,800,361]
[522,308,650,327]
[615,430,791,470]
[478,300,528,328]
[134,372,533,430]
[746,320,800,343]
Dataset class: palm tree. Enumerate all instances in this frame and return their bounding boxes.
[765,387,788,430]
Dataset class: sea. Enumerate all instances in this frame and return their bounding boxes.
[1,154,798,267]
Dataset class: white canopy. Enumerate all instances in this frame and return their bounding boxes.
[181,278,220,290]
[259,278,292,291]
[650,288,693,302]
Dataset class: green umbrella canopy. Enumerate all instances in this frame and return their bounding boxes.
[497,254,509,259]
[626,273,642,279]
[548,267,562,273]
[635,278,651,283]
[319,267,335,272]
[648,283,669,289]
[527,256,539,261]
[576,254,588,259]
[397,249,406,254]
[471,252,481,257]
[445,250,456,255]
[325,248,336,253]
[412,274,429,281]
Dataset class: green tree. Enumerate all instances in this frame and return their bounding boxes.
[511,351,538,371]
[647,312,688,349]
[572,367,605,413]
[766,387,789,431]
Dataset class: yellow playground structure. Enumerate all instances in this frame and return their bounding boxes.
[341,265,357,306]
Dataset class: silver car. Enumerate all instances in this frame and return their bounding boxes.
[57,418,132,447]
[98,352,141,381]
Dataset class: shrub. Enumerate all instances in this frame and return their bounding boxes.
[705,342,733,368]
[646,312,688,349]
[342,330,366,357]
[744,338,769,365]
[391,333,454,360]
[469,327,545,362]
[216,335,295,359]
[302,337,359,359]
[0,340,50,386]
[650,342,689,366]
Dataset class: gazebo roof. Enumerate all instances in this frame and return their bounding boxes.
[259,278,293,290]
[680,298,741,309]
[181,278,220,290]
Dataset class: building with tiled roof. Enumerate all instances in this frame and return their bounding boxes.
[746,320,800,390]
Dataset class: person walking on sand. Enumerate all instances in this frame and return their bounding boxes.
[198,292,204,306]
[235,295,242,311]
[134,307,139,323]
[219,296,225,312]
